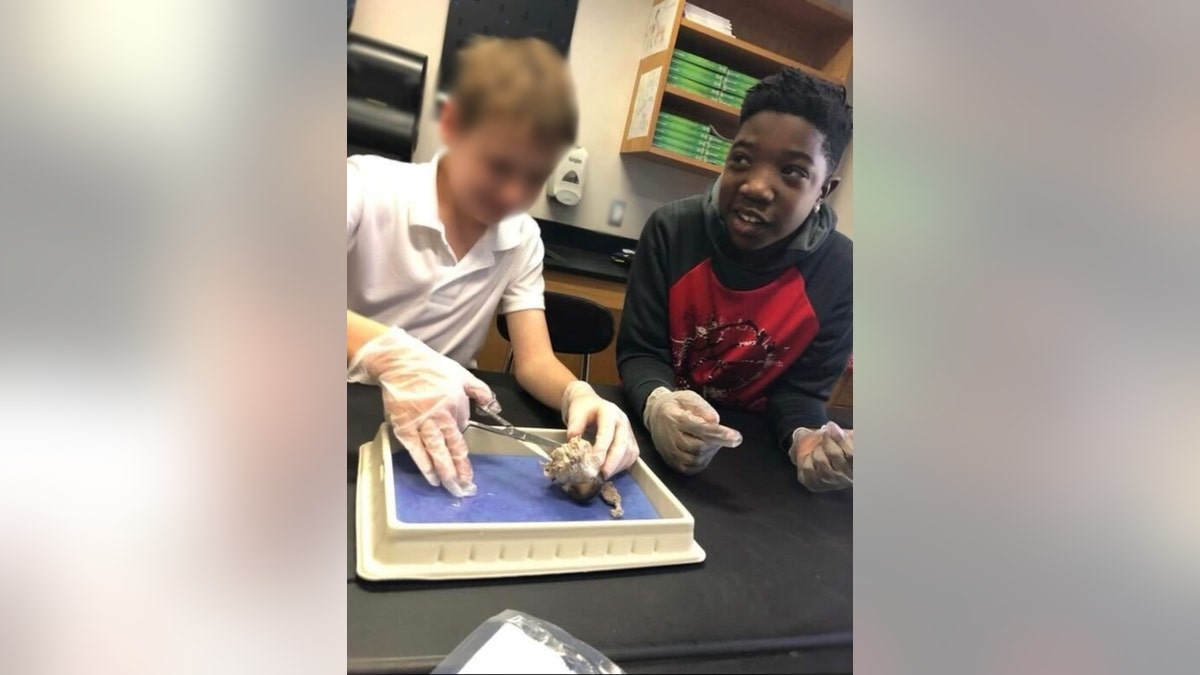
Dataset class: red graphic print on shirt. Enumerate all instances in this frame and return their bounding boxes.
[668,260,819,409]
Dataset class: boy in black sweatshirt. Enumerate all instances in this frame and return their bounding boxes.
[617,68,853,491]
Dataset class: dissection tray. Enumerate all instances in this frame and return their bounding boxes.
[356,423,705,581]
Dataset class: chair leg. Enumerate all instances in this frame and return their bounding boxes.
[503,348,514,374]
[580,354,590,382]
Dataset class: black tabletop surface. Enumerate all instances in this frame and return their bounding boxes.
[347,373,852,673]
[536,217,636,284]
[544,244,631,284]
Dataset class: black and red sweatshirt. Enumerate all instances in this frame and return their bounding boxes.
[617,187,853,451]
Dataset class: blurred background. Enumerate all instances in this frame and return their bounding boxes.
[854,0,1200,672]
[0,1,346,674]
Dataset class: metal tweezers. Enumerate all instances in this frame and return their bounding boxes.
[468,406,558,460]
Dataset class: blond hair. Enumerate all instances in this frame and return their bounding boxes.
[451,36,578,145]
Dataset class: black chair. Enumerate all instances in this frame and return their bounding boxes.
[496,292,615,382]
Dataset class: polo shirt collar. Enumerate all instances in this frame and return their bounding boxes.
[407,152,443,233]
[410,149,526,253]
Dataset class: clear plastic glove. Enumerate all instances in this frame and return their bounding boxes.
[790,421,854,492]
[348,327,500,497]
[642,386,743,474]
[561,381,639,479]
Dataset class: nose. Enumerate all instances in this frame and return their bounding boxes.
[738,168,773,203]
[498,177,530,212]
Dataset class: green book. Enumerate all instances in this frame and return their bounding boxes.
[652,140,724,168]
[672,58,753,91]
[672,48,732,74]
[656,112,735,141]
[652,123,703,144]
[652,110,734,139]
[667,71,746,108]
[667,65,742,95]
[657,110,707,128]
[672,49,760,89]
[655,114,734,147]
[650,136,699,159]
[668,59,754,96]
[656,112,712,135]
[668,58,728,86]
[653,123,731,150]
[652,134,729,164]
[673,49,760,89]
[657,128,729,156]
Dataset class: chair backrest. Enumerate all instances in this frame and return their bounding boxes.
[497,291,614,355]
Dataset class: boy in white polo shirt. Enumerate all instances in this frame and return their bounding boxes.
[346,37,639,497]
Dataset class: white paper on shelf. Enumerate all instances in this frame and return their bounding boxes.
[683,3,732,26]
[627,67,662,140]
[683,9,734,36]
[458,623,573,674]
[684,11,731,27]
[641,0,679,58]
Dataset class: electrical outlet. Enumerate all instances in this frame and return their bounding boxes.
[607,199,626,227]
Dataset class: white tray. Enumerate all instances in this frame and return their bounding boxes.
[356,423,705,581]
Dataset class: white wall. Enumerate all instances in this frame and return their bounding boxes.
[350,0,852,239]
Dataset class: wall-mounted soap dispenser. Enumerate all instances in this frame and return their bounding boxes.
[547,146,588,206]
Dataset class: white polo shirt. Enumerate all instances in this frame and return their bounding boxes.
[347,153,546,366]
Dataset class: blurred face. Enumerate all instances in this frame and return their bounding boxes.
[718,111,840,250]
[440,104,566,225]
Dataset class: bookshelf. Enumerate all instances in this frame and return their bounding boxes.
[620,0,852,176]
[664,85,739,125]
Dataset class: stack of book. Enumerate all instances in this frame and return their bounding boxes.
[683,3,733,36]
[667,49,759,109]
[652,111,732,166]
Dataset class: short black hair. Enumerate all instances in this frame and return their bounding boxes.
[739,68,853,175]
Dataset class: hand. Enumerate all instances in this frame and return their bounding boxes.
[348,327,500,497]
[561,381,639,478]
[642,387,742,474]
[790,422,853,492]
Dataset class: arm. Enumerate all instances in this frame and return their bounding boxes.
[501,233,638,477]
[507,309,638,477]
[346,159,383,362]
[766,280,853,450]
[347,159,364,239]
[347,310,388,364]
[507,309,577,409]
[494,233,563,406]
[616,214,678,417]
[615,212,738,475]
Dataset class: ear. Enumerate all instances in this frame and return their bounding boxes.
[438,99,462,146]
[820,176,842,201]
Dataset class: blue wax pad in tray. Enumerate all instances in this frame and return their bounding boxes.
[392,452,660,523]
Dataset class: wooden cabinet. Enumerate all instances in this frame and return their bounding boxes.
[475,270,628,387]
[620,0,852,176]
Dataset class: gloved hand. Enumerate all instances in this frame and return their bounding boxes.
[348,327,500,497]
[790,421,853,492]
[561,381,639,478]
[642,387,743,474]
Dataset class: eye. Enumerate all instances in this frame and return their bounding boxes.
[489,158,515,177]
[525,170,550,190]
[782,165,810,180]
[727,151,751,168]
